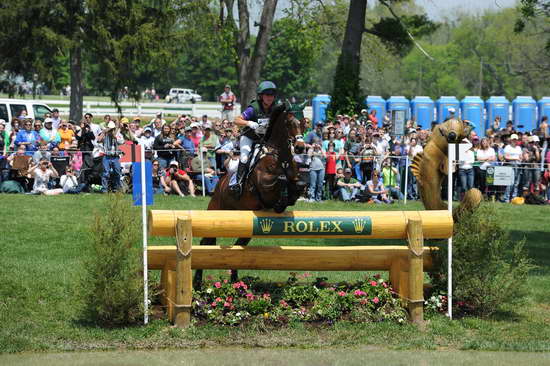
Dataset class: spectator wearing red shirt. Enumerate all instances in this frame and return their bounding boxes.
[164,160,195,197]
[325,142,338,197]
[368,110,378,126]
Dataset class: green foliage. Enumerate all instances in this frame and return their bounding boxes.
[262,17,323,99]
[328,55,365,118]
[430,204,535,318]
[80,193,143,326]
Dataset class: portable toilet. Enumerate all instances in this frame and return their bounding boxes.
[365,96,386,127]
[410,96,434,129]
[436,96,460,123]
[460,96,484,136]
[485,96,510,131]
[386,96,410,122]
[512,96,537,132]
[312,94,331,125]
[538,97,550,127]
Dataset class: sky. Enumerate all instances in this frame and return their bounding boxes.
[416,0,517,19]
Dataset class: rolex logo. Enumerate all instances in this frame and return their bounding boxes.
[352,218,366,233]
[259,219,274,234]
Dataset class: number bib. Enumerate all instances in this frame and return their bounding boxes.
[256,118,269,135]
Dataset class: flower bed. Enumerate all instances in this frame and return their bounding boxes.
[192,273,407,325]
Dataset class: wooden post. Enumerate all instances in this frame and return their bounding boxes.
[166,270,176,322]
[174,217,193,327]
[407,218,424,324]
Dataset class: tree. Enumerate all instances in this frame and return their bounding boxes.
[327,0,437,116]
[261,17,322,99]
[220,0,278,108]
[0,0,183,121]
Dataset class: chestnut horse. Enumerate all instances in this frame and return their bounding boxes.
[194,103,305,286]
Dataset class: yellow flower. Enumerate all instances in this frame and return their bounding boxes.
[263,312,270,319]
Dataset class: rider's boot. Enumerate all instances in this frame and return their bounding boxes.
[229,162,247,198]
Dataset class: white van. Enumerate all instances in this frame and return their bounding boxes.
[166,88,202,103]
[0,98,53,123]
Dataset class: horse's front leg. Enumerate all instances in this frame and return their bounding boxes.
[230,238,251,282]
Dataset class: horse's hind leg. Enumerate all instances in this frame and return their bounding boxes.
[193,237,216,288]
[230,238,251,282]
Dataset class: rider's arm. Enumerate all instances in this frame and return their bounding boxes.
[234,107,258,129]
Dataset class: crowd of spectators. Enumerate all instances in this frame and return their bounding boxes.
[0,105,549,204]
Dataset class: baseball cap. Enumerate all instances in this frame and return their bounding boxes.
[44,118,53,124]
[169,160,179,167]
[225,84,231,88]
[361,109,367,114]
[133,116,141,121]
[510,133,519,140]
[344,168,352,173]
[184,126,192,132]
[204,123,212,130]
[52,108,59,113]
[529,135,540,142]
[120,117,129,124]
[190,122,199,128]
[316,122,324,126]
[448,107,456,113]
[0,119,5,125]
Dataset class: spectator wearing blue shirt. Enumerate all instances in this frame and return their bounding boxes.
[15,120,41,154]
[175,126,195,156]
[305,122,324,145]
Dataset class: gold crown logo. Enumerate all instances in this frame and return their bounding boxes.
[352,218,366,233]
[260,219,274,234]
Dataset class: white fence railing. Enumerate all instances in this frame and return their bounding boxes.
[38,99,313,119]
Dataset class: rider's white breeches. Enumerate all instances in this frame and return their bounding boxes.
[239,135,255,164]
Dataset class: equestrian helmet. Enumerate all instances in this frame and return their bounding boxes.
[257,81,277,95]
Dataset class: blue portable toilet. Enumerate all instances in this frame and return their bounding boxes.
[410,96,434,129]
[512,96,537,132]
[485,96,510,131]
[436,96,460,123]
[386,96,410,122]
[461,96,485,136]
[538,97,550,127]
[312,94,331,125]
[365,96,386,127]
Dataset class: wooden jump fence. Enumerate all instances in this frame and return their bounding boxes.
[147,210,453,327]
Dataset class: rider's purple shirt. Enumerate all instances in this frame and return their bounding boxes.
[241,107,256,121]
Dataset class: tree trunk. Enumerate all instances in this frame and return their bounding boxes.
[235,0,277,110]
[69,45,84,123]
[329,0,367,117]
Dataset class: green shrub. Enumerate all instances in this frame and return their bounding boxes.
[430,204,534,317]
[80,194,143,326]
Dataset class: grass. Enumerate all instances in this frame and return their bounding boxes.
[0,194,549,354]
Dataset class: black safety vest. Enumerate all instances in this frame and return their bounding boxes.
[242,100,277,140]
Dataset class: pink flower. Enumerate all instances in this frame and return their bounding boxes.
[373,297,380,304]
[241,282,248,290]
[224,301,231,307]
[382,282,388,288]
[245,293,255,301]
[279,300,289,308]
[226,296,233,303]
[223,279,228,284]
[370,281,377,287]
[360,298,368,305]
[214,282,222,288]
[211,301,217,307]
[354,290,367,297]
[232,282,241,289]
[262,293,271,299]
[337,291,347,297]
[215,297,223,302]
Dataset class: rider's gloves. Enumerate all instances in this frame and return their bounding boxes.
[247,121,259,130]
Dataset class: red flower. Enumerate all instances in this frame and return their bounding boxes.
[370,281,377,287]
[214,282,222,288]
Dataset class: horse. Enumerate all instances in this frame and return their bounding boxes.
[194,103,306,286]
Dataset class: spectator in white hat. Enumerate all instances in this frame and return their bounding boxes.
[503,134,523,202]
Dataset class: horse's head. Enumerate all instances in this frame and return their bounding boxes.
[267,103,306,150]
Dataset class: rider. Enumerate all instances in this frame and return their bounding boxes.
[230,80,280,196]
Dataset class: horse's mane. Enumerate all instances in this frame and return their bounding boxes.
[264,103,291,164]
